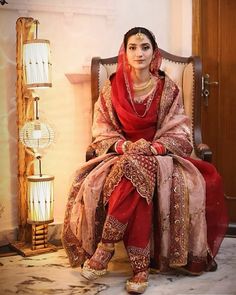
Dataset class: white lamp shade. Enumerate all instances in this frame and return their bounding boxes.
[23,39,52,88]
[27,175,54,224]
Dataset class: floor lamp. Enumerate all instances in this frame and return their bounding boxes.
[10,17,57,256]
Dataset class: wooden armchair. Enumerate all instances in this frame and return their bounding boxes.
[88,49,212,162]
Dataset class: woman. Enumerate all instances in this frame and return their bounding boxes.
[62,27,228,294]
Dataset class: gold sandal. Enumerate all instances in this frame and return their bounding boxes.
[126,270,149,294]
[81,242,115,280]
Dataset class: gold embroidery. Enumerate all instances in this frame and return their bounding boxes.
[169,163,189,267]
[154,76,193,157]
[157,76,178,128]
[91,80,124,156]
[102,80,121,130]
[92,137,118,156]
[127,243,150,273]
[103,153,158,204]
[157,136,192,157]
[123,154,157,203]
[102,215,127,242]
[62,159,108,267]
[103,157,125,204]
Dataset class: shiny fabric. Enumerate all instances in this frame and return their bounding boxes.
[187,157,228,257]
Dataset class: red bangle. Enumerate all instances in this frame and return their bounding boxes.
[114,140,125,154]
[152,142,166,155]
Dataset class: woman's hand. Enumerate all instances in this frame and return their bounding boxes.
[114,138,166,156]
[127,139,153,156]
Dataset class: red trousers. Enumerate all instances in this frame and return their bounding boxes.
[101,177,152,273]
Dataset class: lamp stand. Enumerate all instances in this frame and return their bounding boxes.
[9,223,57,257]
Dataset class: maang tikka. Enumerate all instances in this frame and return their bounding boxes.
[136,30,144,41]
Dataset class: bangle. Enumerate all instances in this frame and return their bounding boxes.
[150,145,158,155]
[115,140,125,154]
[122,140,131,153]
[151,142,166,155]
[122,140,132,153]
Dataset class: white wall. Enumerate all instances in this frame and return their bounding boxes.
[0,0,192,244]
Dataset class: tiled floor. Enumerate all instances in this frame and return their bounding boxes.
[0,237,235,295]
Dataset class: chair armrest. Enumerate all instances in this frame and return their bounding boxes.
[195,143,213,162]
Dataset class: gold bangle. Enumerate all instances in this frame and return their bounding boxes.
[122,140,131,153]
[150,145,158,155]
[114,141,119,153]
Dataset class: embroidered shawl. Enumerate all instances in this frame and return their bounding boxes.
[62,75,209,270]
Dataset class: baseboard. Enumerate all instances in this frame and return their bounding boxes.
[226,222,236,237]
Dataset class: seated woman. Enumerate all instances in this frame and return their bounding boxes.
[62,27,228,294]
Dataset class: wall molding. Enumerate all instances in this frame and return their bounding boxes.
[2,0,116,20]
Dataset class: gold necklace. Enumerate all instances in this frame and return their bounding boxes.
[130,81,158,117]
[133,79,154,96]
[133,77,153,92]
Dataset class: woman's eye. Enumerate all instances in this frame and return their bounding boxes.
[143,45,150,51]
[128,46,136,51]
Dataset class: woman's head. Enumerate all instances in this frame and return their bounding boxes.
[123,27,157,52]
[123,27,157,72]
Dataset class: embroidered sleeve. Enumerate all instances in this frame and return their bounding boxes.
[90,79,125,156]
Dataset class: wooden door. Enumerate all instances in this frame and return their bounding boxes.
[193,0,236,228]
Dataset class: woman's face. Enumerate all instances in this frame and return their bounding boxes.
[126,33,154,71]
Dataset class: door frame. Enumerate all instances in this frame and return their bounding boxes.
[192,0,201,56]
[192,0,235,236]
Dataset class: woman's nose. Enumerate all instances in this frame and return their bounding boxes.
[136,47,143,57]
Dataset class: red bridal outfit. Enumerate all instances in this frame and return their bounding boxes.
[62,45,228,275]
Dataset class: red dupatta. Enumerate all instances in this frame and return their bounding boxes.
[111,45,163,142]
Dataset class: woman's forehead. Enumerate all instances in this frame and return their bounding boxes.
[127,34,151,45]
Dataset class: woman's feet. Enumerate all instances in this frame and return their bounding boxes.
[126,270,149,294]
[81,242,115,280]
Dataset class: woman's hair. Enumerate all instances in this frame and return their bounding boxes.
[123,27,158,51]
